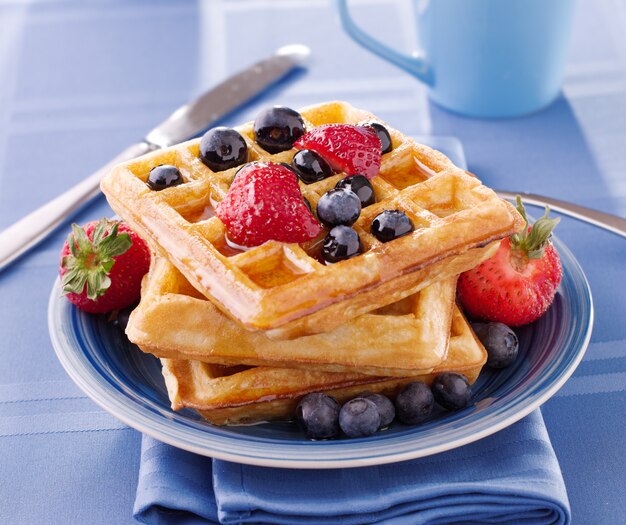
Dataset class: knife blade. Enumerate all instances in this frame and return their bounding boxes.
[0,45,310,272]
[145,44,310,147]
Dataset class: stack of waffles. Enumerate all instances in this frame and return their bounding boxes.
[101,101,524,425]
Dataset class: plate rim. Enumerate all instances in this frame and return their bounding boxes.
[49,236,593,469]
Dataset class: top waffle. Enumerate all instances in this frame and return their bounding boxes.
[101,101,524,339]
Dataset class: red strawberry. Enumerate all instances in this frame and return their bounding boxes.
[60,219,150,314]
[458,197,562,326]
[215,162,322,247]
[294,124,382,179]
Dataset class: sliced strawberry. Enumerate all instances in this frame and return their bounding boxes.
[215,162,322,248]
[59,219,150,314]
[458,198,562,326]
[294,124,382,179]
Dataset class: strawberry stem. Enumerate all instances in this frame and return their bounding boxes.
[61,219,132,300]
[510,196,560,260]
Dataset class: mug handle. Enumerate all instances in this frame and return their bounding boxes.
[335,0,434,85]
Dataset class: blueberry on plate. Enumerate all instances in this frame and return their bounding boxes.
[335,175,375,207]
[472,322,519,368]
[147,164,183,191]
[371,210,414,242]
[296,393,340,440]
[254,106,305,153]
[199,127,248,172]
[322,225,361,263]
[113,303,138,332]
[363,393,395,429]
[292,149,333,184]
[339,398,381,438]
[316,188,361,228]
[362,121,393,154]
[431,372,472,411]
[394,381,434,425]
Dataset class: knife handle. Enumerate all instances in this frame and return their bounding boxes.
[0,141,155,272]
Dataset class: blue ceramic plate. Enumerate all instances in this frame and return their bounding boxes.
[48,139,592,468]
[49,232,592,469]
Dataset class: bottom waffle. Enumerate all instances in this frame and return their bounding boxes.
[161,306,487,425]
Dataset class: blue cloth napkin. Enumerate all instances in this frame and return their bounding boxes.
[134,410,570,525]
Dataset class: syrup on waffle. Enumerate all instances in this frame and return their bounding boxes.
[102,101,524,339]
[161,306,487,425]
[128,257,457,377]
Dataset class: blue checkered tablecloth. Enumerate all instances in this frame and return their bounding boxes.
[1,1,625,523]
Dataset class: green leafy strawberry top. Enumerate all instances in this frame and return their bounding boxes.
[509,195,560,264]
[61,219,132,300]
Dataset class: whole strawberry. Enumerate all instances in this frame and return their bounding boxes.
[215,162,322,247]
[59,219,150,314]
[458,197,562,326]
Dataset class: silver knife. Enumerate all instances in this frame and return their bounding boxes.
[0,44,310,271]
[496,190,626,239]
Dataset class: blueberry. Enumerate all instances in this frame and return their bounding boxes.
[371,210,414,242]
[292,149,333,184]
[363,393,395,429]
[394,382,434,425]
[335,175,375,207]
[199,127,248,172]
[232,162,254,182]
[339,398,380,438]
[296,393,340,440]
[317,188,361,227]
[278,162,300,176]
[431,372,472,411]
[322,226,361,263]
[113,303,138,332]
[254,106,305,153]
[147,165,183,191]
[302,196,312,214]
[363,122,392,154]
[472,322,519,368]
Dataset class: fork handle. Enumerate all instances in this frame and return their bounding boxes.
[0,141,155,272]
[496,190,626,239]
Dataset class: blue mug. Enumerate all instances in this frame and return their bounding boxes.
[336,0,577,118]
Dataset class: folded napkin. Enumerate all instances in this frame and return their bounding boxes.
[134,410,570,525]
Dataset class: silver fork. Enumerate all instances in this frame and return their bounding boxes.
[495,190,626,239]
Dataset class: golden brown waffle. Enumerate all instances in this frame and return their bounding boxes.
[102,101,524,339]
[128,257,457,377]
[161,307,487,425]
